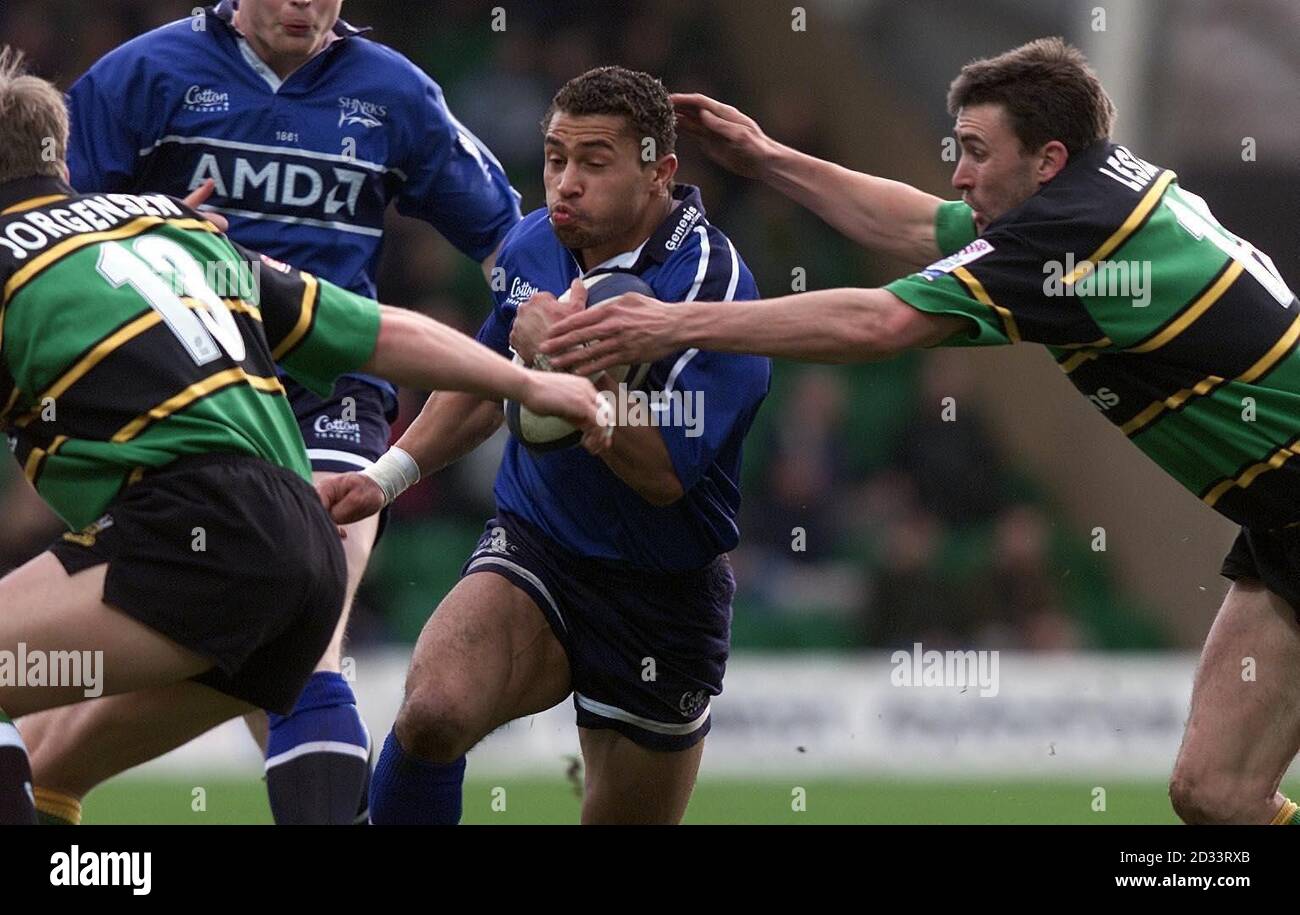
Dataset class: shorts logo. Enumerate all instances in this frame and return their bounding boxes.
[678,688,708,718]
[312,414,362,445]
[920,238,994,281]
[485,526,512,554]
[339,96,387,129]
[183,85,230,113]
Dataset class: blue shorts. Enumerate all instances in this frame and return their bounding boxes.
[461,512,734,751]
[284,375,397,473]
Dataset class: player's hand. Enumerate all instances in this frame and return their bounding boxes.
[519,371,613,454]
[316,472,386,527]
[671,93,773,180]
[540,293,678,377]
[510,279,584,365]
[182,179,230,232]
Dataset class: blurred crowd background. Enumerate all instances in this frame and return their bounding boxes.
[2,0,1296,654]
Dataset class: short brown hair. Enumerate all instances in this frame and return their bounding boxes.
[947,37,1114,157]
[0,46,68,184]
[543,66,676,159]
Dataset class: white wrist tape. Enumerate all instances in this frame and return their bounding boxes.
[360,445,420,506]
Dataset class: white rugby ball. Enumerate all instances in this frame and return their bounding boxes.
[505,271,654,452]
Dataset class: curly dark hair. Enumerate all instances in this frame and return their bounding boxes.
[542,66,676,158]
[947,37,1114,157]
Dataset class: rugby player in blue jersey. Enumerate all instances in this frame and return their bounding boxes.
[19,0,521,825]
[322,67,771,824]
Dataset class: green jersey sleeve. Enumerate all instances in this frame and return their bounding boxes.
[238,245,381,396]
[934,200,979,256]
[886,214,1112,350]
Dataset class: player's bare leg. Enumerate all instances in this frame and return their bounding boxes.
[21,681,254,823]
[578,728,704,824]
[241,469,380,824]
[0,553,243,823]
[1169,578,1300,824]
[0,554,217,716]
[370,572,570,823]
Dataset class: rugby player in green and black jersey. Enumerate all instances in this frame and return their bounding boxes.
[540,38,1300,825]
[0,47,607,824]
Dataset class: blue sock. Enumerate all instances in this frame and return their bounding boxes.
[265,671,372,825]
[369,728,466,825]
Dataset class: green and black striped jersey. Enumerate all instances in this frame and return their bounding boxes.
[886,141,1299,530]
[0,176,380,530]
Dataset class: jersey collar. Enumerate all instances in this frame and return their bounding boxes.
[579,184,707,276]
[0,176,75,215]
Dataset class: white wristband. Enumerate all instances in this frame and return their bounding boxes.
[360,445,421,506]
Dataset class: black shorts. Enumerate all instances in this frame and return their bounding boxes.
[1221,525,1300,619]
[461,513,734,752]
[49,454,347,714]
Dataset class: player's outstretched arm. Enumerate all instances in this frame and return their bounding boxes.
[542,289,970,372]
[362,305,604,423]
[320,308,611,525]
[318,389,506,525]
[673,93,945,268]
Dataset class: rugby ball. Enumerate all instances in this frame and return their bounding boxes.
[505,271,654,452]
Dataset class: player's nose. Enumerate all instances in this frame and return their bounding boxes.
[951,158,974,191]
[555,163,583,196]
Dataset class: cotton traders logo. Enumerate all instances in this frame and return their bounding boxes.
[313,414,362,444]
[339,96,387,129]
[505,276,540,309]
[183,85,230,112]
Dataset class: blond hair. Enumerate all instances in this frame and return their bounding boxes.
[0,46,69,184]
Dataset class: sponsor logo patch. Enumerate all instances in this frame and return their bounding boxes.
[183,85,230,113]
[339,96,387,129]
[920,238,994,281]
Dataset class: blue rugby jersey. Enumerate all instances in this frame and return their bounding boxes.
[476,185,772,572]
[66,0,521,394]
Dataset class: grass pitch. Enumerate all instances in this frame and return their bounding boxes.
[78,776,1218,824]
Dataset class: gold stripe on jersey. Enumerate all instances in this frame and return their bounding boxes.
[11,298,261,429]
[270,272,318,360]
[0,384,21,424]
[1121,312,1300,437]
[23,434,68,483]
[1060,349,1102,374]
[1120,375,1228,436]
[111,367,284,443]
[2,216,220,306]
[953,266,1020,343]
[1,194,69,216]
[1064,170,1176,286]
[1126,261,1243,354]
[1238,312,1300,384]
[1058,336,1113,350]
[13,311,164,429]
[1203,441,1300,509]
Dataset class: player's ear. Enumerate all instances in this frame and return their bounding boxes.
[1035,140,1069,185]
[650,153,678,194]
